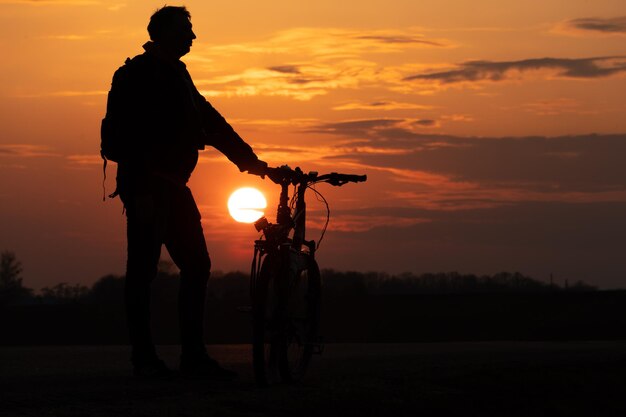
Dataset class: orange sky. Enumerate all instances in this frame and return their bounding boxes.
[1,0,626,289]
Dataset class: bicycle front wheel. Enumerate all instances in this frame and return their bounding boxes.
[252,251,321,386]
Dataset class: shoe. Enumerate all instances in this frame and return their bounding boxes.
[132,358,173,379]
[180,354,238,380]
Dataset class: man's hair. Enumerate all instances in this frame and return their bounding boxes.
[147,5,191,41]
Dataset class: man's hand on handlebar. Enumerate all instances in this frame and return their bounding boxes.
[245,161,292,184]
[246,159,268,179]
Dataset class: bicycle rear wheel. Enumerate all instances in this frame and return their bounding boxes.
[252,252,321,386]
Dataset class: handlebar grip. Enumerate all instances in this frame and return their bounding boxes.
[333,174,367,183]
[327,173,367,186]
[346,174,367,183]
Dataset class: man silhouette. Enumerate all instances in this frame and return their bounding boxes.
[103,6,267,378]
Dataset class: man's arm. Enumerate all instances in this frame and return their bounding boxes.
[198,96,267,175]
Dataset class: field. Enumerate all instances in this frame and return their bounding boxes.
[3,342,626,416]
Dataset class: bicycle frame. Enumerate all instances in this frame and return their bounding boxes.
[251,172,313,291]
[250,166,366,385]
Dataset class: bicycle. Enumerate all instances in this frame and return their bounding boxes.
[250,165,367,386]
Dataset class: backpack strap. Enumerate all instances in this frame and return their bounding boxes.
[101,153,107,201]
[101,152,119,201]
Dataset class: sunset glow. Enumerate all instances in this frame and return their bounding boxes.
[1,1,626,289]
[228,188,267,224]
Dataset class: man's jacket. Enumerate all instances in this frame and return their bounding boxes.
[102,47,261,189]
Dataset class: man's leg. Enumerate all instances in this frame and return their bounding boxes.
[165,187,236,378]
[122,190,166,370]
[164,186,211,358]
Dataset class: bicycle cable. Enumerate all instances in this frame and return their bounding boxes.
[280,179,331,251]
[308,183,330,250]
[288,185,303,227]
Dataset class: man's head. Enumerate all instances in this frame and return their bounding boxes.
[147,6,196,59]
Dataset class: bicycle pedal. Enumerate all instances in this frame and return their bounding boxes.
[236,306,252,313]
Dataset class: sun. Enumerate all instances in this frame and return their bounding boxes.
[228,187,267,223]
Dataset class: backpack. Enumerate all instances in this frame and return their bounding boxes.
[100,57,144,199]
[101,57,135,165]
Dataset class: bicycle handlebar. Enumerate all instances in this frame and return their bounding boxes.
[318,173,367,186]
[265,166,367,186]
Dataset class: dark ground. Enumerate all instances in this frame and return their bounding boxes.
[2,342,626,416]
[6,291,626,344]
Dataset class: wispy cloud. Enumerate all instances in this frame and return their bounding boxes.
[201,27,448,57]
[0,0,99,4]
[413,119,438,127]
[307,213,430,233]
[14,90,107,98]
[267,65,301,74]
[306,118,451,143]
[0,144,59,158]
[520,98,597,116]
[332,101,435,111]
[353,34,444,47]
[200,139,412,169]
[310,118,404,135]
[66,154,102,166]
[44,34,89,40]
[37,27,135,42]
[562,16,626,35]
[190,27,447,100]
[106,2,124,11]
[403,56,626,87]
[228,118,626,213]
[440,114,474,123]
[198,64,374,100]
[300,117,626,209]
[229,117,320,129]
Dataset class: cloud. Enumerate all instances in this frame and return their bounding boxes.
[190,27,447,100]
[66,154,102,166]
[303,117,626,209]
[229,117,319,128]
[201,27,447,57]
[44,35,89,40]
[564,16,626,34]
[520,98,596,116]
[201,138,412,169]
[0,144,59,158]
[353,34,444,47]
[0,0,99,4]
[332,101,435,111]
[267,65,301,74]
[14,90,108,98]
[440,114,474,123]
[0,163,27,169]
[310,119,403,135]
[306,118,450,145]
[198,64,375,100]
[308,213,429,233]
[235,119,548,213]
[106,3,124,11]
[413,119,438,127]
[403,56,626,86]
[34,27,134,43]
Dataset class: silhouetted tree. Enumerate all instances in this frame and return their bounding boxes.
[208,271,249,299]
[40,282,90,304]
[567,280,598,292]
[0,250,33,305]
[89,274,125,304]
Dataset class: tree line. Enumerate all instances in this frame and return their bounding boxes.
[1,250,597,306]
